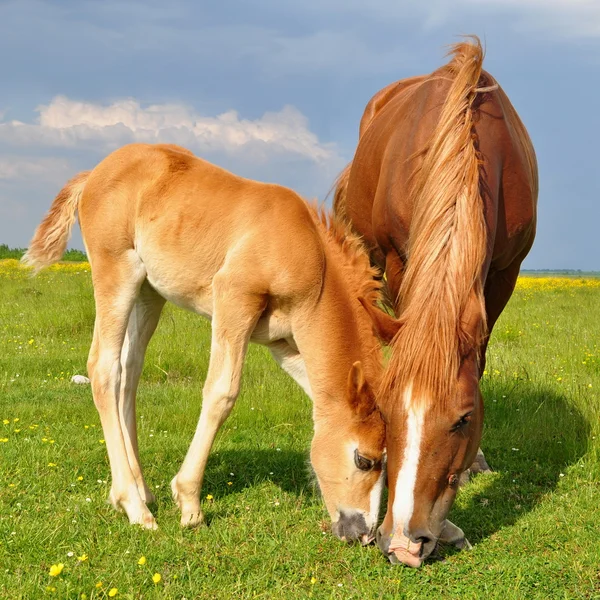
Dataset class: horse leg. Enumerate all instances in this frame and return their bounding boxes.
[118,281,165,505]
[87,251,157,528]
[171,277,265,527]
[268,340,312,399]
[468,259,524,476]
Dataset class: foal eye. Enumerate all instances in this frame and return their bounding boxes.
[451,412,473,432]
[354,449,375,471]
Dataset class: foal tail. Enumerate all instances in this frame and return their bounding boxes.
[332,162,352,222]
[22,171,91,272]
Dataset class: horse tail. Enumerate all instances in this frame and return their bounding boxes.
[22,171,91,272]
[332,162,352,222]
[389,36,490,400]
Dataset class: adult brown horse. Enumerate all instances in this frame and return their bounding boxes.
[334,37,538,566]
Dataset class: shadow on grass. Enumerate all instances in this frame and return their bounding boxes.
[449,380,590,545]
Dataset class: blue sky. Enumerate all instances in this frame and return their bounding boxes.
[1,0,599,269]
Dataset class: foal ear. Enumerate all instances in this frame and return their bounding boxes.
[348,361,376,420]
[359,298,402,344]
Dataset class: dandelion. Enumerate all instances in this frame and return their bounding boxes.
[108,588,118,597]
[77,554,88,562]
[311,577,317,584]
[77,476,83,481]
[48,463,57,467]
[138,556,147,566]
[227,481,233,486]
[152,573,162,584]
[0,438,8,443]
[13,418,19,422]
[206,494,213,501]
[2,419,9,425]
[49,563,64,577]
[95,582,103,589]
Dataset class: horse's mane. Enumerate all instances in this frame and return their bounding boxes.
[306,202,382,308]
[380,36,489,410]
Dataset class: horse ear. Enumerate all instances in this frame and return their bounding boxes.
[348,361,376,420]
[359,298,402,344]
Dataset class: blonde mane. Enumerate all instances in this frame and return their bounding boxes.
[307,202,383,308]
[380,37,489,409]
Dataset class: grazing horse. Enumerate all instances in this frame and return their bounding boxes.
[24,143,387,543]
[334,37,538,565]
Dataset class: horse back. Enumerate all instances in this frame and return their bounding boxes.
[346,69,537,273]
[78,143,325,313]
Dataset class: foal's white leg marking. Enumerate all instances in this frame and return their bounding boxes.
[392,386,425,534]
[268,341,313,399]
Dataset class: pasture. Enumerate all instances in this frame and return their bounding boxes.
[0,258,599,599]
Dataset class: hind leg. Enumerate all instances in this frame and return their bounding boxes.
[87,250,157,528]
[171,276,265,526]
[118,281,165,505]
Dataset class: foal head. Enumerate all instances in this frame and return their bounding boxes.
[310,361,386,545]
[307,206,387,544]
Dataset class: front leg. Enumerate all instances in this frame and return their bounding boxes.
[171,278,265,527]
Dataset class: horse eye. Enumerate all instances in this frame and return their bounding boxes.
[354,449,375,471]
[451,412,473,432]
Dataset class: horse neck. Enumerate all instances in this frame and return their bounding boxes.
[293,255,382,415]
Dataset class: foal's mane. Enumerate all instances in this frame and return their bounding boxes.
[306,203,382,308]
[380,36,489,410]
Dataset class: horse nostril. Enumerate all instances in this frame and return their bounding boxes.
[408,527,435,547]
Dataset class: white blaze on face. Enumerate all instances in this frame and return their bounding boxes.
[392,385,425,534]
[367,460,386,530]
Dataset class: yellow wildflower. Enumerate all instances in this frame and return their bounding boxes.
[137,556,147,566]
[311,577,317,584]
[77,554,88,562]
[108,588,118,597]
[2,419,9,425]
[49,563,64,577]
[48,463,57,468]
[152,573,161,584]
[95,582,103,589]
[206,494,213,500]
[77,476,83,481]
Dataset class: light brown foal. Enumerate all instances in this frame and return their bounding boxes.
[24,143,387,543]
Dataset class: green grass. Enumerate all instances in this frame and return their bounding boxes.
[0,264,599,599]
[0,244,87,262]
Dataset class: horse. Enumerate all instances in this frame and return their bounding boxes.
[333,37,538,565]
[24,142,388,543]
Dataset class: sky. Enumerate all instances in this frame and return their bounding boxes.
[1,0,599,270]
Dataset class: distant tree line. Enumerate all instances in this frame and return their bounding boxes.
[0,244,87,262]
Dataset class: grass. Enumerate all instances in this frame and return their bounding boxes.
[0,259,599,599]
[0,244,87,262]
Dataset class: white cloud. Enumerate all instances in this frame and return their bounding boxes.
[0,96,339,164]
[0,156,71,182]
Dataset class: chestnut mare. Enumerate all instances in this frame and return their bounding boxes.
[334,38,538,565]
[24,143,387,543]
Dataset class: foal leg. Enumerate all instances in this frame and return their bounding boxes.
[118,281,165,505]
[87,251,156,528]
[171,279,265,527]
[268,340,312,399]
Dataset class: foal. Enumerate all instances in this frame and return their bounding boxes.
[25,143,386,543]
